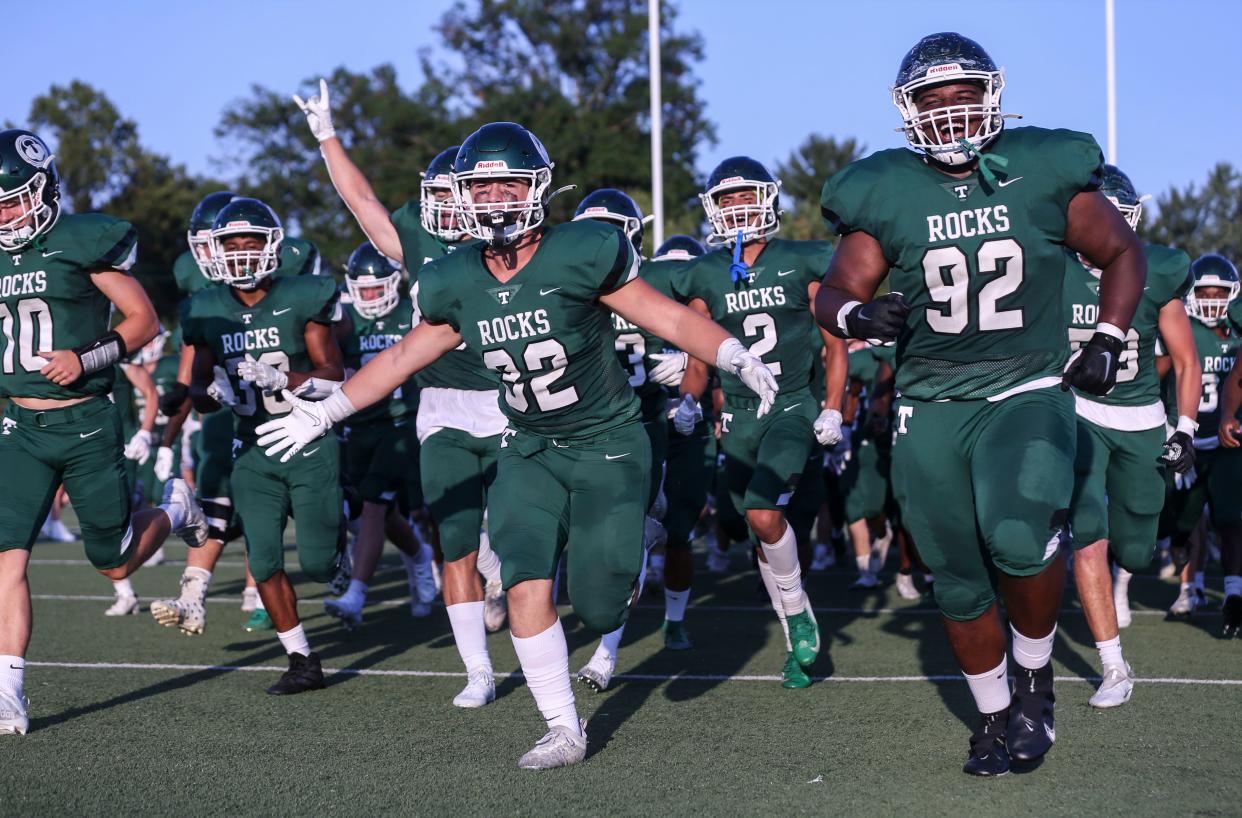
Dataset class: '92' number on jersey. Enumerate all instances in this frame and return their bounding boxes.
[483,339,580,413]
[922,238,1025,334]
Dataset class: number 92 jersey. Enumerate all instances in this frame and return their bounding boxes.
[0,213,137,400]
[180,275,340,442]
[416,219,641,438]
[821,126,1105,401]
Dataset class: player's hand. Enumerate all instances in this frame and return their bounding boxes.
[123,429,152,464]
[236,357,288,394]
[206,365,237,408]
[1159,431,1196,474]
[1174,465,1197,491]
[648,351,687,388]
[1220,417,1241,449]
[842,293,910,346]
[716,338,778,418]
[39,349,83,386]
[827,437,852,476]
[158,382,189,417]
[255,388,356,462]
[1061,331,1123,395]
[154,445,175,481]
[813,408,844,446]
[292,78,336,142]
[672,396,703,436]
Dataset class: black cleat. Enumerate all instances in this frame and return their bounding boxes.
[1223,595,1242,638]
[963,709,1010,777]
[1008,663,1055,762]
[266,652,326,696]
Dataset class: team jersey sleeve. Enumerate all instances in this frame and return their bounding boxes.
[67,214,138,273]
[591,225,640,295]
[820,160,880,238]
[304,276,341,325]
[391,199,431,267]
[414,261,459,331]
[1044,129,1105,211]
[277,237,321,277]
[1229,299,1242,336]
[178,297,200,346]
[1145,244,1193,306]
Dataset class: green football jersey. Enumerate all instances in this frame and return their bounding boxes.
[0,213,138,400]
[417,219,641,438]
[173,237,322,297]
[848,343,882,386]
[1183,318,1240,439]
[673,238,830,400]
[612,258,678,418]
[392,199,495,392]
[180,275,339,441]
[340,298,417,426]
[821,126,1105,401]
[1065,243,1191,408]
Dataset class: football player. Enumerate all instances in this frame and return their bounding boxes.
[254,121,778,768]
[181,197,344,695]
[0,129,207,736]
[1064,164,1200,707]
[296,80,508,708]
[1218,293,1242,635]
[816,34,1146,775]
[672,156,848,689]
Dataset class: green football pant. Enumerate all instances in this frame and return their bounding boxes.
[891,387,1076,621]
[663,418,712,551]
[841,437,891,524]
[720,389,817,513]
[642,415,669,512]
[419,427,499,562]
[0,398,134,569]
[1069,418,1165,571]
[1162,447,1242,534]
[231,438,343,584]
[490,422,650,634]
[344,420,421,507]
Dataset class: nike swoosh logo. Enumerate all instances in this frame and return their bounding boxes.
[398,324,410,329]
[782,403,802,412]
[41,250,64,258]
[777,269,797,277]
[997,176,1024,188]
[301,447,320,457]
[273,308,292,316]
[79,428,102,439]
[605,453,630,460]
[539,287,561,296]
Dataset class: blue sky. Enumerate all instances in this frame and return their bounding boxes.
[14,0,1239,210]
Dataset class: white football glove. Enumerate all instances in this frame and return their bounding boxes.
[153,446,175,481]
[292,78,336,142]
[207,365,237,408]
[648,351,688,388]
[255,388,357,462]
[123,429,152,465]
[1174,465,1197,491]
[672,395,703,436]
[716,338,778,417]
[236,357,288,394]
[813,408,844,446]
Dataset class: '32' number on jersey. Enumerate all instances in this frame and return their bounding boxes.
[483,339,579,413]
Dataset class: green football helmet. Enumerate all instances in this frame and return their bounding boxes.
[653,234,706,262]
[344,241,401,319]
[573,188,645,253]
[1186,253,1240,327]
[187,191,236,278]
[1098,164,1147,230]
[451,122,553,247]
[0,129,60,252]
[209,197,284,290]
[700,156,781,247]
[420,146,466,243]
[892,32,1006,167]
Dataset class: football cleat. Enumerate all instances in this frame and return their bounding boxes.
[705,546,731,574]
[0,691,29,736]
[810,542,836,572]
[244,609,274,632]
[150,598,206,635]
[787,602,820,667]
[1089,663,1134,709]
[161,478,208,548]
[266,652,325,696]
[105,595,139,616]
[328,552,352,597]
[662,619,693,651]
[1008,664,1056,762]
[645,551,665,590]
[410,598,433,618]
[324,594,364,631]
[44,517,76,543]
[241,586,260,613]
[851,572,879,590]
[869,522,893,573]
[452,670,496,708]
[963,709,1010,777]
[895,571,921,600]
[1222,594,1242,638]
[517,720,587,770]
[410,555,439,606]
[483,579,508,632]
[781,651,811,689]
[576,652,616,693]
[1168,586,1198,618]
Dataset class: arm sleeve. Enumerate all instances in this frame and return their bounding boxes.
[308,277,342,325]
[91,218,139,272]
[593,228,640,294]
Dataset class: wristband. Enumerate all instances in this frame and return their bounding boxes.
[74,331,126,375]
[320,387,358,424]
[1176,415,1199,436]
[715,337,745,374]
[1095,322,1127,342]
[836,301,861,336]
[292,377,344,400]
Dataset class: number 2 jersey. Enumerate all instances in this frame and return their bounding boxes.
[0,213,138,400]
[821,126,1106,401]
[180,275,340,442]
[416,219,641,438]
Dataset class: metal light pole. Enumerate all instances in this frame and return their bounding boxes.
[1105,0,1117,163]
[648,0,664,249]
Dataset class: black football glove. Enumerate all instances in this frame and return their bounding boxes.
[1159,430,1196,474]
[158,381,189,417]
[842,293,911,345]
[1061,331,1124,395]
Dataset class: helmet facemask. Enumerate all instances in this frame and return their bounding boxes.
[573,207,643,252]
[420,174,467,243]
[451,165,553,248]
[346,271,401,319]
[1187,282,1239,326]
[0,172,57,252]
[187,229,216,279]
[210,225,283,290]
[893,69,1006,166]
[1105,194,1148,231]
[700,178,781,247]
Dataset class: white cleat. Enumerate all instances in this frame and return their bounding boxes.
[45,518,76,543]
[241,587,260,613]
[105,595,139,616]
[150,597,206,635]
[324,594,364,630]
[810,542,835,572]
[1169,586,1198,617]
[484,579,508,633]
[517,720,587,770]
[453,670,496,708]
[705,547,731,574]
[1089,663,1134,709]
[411,558,439,606]
[162,479,208,548]
[0,691,29,736]
[870,522,893,573]
[895,572,921,600]
[576,652,616,693]
[851,572,879,590]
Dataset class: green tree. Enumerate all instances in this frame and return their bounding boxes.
[773,134,865,241]
[1142,162,1242,260]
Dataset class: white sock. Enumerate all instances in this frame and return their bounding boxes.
[181,567,212,601]
[1011,624,1056,670]
[1113,566,1132,591]
[964,656,1010,714]
[276,624,310,656]
[446,601,492,675]
[0,655,24,701]
[596,625,624,662]
[112,578,135,598]
[1096,635,1124,669]
[1194,571,1206,591]
[759,524,805,616]
[160,498,186,530]
[1224,575,1242,598]
[855,554,872,576]
[476,531,502,584]
[664,588,690,622]
[511,620,580,735]
[342,579,368,605]
[756,556,791,650]
[254,589,266,611]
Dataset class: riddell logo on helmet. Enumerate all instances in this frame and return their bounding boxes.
[719,176,745,185]
[225,221,253,228]
[433,174,451,183]
[584,207,608,215]
[926,63,963,77]
[475,160,510,170]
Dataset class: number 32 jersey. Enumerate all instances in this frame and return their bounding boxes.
[416,219,641,438]
[821,126,1105,401]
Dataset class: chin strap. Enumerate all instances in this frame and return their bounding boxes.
[955,138,1010,188]
[729,229,748,284]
